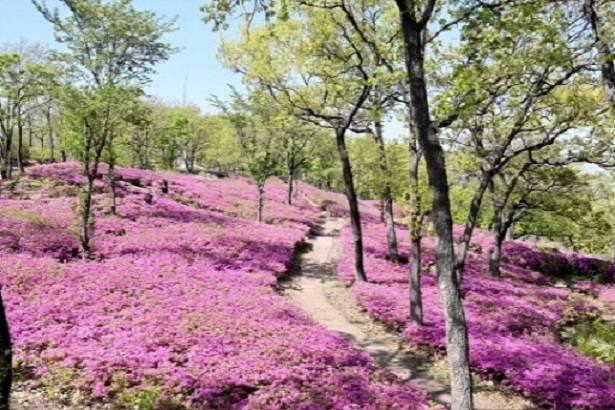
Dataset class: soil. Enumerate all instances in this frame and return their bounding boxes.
[282,212,537,410]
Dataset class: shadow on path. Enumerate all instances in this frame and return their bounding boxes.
[283,212,453,407]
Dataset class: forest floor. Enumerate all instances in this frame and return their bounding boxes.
[282,212,536,410]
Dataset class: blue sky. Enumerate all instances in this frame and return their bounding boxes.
[2,0,409,138]
[1,0,244,112]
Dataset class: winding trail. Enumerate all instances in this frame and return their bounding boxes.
[285,213,536,410]
[285,213,452,406]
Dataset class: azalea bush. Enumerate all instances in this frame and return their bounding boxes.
[500,241,615,284]
[0,164,429,410]
[336,218,615,410]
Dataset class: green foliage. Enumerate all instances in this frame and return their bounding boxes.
[211,88,281,186]
[33,0,178,87]
[118,387,161,410]
[572,320,615,365]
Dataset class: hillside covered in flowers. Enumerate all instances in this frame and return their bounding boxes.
[0,164,429,410]
[335,202,615,410]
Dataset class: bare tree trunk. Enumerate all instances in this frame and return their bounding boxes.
[27,117,33,147]
[189,147,196,173]
[409,233,423,321]
[106,133,117,215]
[108,162,116,215]
[287,161,294,205]
[257,183,264,223]
[335,127,367,282]
[17,121,25,174]
[489,233,503,277]
[456,173,491,282]
[79,112,109,259]
[80,175,94,259]
[408,136,423,325]
[47,107,54,162]
[1,130,12,180]
[489,206,504,277]
[373,118,399,263]
[505,222,514,241]
[384,198,398,261]
[6,148,12,180]
[0,289,12,410]
[398,7,473,409]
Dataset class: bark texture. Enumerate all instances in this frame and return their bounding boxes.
[396,2,473,408]
[408,139,423,325]
[336,127,367,282]
[372,119,399,263]
[0,289,11,410]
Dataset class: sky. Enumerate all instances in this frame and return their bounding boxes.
[1,0,244,113]
[1,0,409,138]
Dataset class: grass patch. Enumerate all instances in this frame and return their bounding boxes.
[571,319,615,365]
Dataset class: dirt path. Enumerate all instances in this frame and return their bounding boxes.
[284,213,535,410]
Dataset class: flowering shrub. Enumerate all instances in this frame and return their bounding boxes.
[502,241,615,284]
[0,164,429,409]
[598,285,615,311]
[337,219,615,409]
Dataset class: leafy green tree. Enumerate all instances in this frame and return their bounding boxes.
[158,110,189,170]
[0,43,54,179]
[278,120,318,205]
[34,0,177,258]
[203,2,476,402]
[217,12,375,282]
[212,89,280,222]
[435,4,612,281]
[303,132,343,191]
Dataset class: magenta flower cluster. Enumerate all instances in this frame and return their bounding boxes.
[335,215,615,409]
[497,241,615,284]
[0,164,429,409]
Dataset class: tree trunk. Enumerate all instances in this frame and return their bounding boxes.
[335,127,367,282]
[505,221,514,241]
[384,197,398,262]
[489,206,504,277]
[189,147,196,174]
[287,168,294,205]
[409,234,424,324]
[107,135,117,215]
[257,183,264,223]
[409,138,423,325]
[583,0,615,107]
[27,119,33,147]
[489,231,503,277]
[17,121,25,174]
[456,173,491,282]
[108,162,116,216]
[47,107,54,162]
[398,8,473,409]
[373,118,399,263]
[80,175,94,260]
[1,131,12,180]
[287,157,295,205]
[0,289,12,410]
